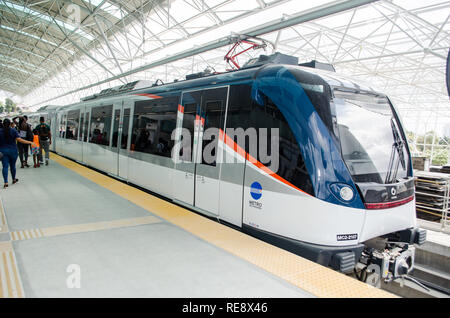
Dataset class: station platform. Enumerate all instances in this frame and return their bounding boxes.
[0,154,392,298]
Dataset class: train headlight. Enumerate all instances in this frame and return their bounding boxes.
[329,183,356,203]
[340,187,354,201]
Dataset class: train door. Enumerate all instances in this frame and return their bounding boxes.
[55,112,61,153]
[82,107,91,166]
[79,108,85,162]
[50,110,57,152]
[55,111,66,154]
[110,101,132,178]
[118,101,132,180]
[217,85,251,227]
[172,91,202,206]
[111,103,122,176]
[173,87,228,215]
[65,109,81,162]
[194,87,228,215]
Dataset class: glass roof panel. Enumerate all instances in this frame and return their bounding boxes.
[1,1,94,41]
[0,0,447,138]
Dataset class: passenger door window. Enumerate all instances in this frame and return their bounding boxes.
[112,109,121,148]
[59,113,67,138]
[66,110,80,140]
[121,109,131,150]
[90,105,113,146]
[179,102,197,162]
[131,96,178,158]
[83,112,89,142]
[201,99,225,166]
[79,113,84,141]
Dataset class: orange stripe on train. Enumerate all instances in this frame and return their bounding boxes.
[219,129,310,196]
[134,93,163,99]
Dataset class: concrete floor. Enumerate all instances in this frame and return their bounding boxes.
[0,159,312,298]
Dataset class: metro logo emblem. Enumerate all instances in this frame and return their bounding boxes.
[250,182,263,201]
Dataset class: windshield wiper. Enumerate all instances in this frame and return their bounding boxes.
[385,119,406,184]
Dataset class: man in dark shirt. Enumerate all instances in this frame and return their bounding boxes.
[35,117,52,166]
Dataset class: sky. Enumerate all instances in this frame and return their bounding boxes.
[0,91,8,100]
[0,90,16,102]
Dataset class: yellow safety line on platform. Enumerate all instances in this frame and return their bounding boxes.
[52,154,395,298]
[9,216,161,241]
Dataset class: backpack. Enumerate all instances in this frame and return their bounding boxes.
[38,124,50,141]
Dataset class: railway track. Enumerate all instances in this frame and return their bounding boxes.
[382,239,450,298]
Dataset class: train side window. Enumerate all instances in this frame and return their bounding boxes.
[251,93,314,196]
[79,113,84,141]
[59,113,66,138]
[131,96,178,158]
[226,85,253,153]
[90,105,113,146]
[66,110,80,140]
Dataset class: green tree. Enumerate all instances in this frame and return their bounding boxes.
[5,98,17,113]
[424,147,449,166]
[0,100,4,113]
[416,131,439,152]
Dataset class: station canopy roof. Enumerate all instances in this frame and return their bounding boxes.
[0,0,449,133]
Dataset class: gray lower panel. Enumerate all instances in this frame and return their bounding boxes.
[243,225,365,269]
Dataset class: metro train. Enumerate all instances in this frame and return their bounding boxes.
[27,53,426,283]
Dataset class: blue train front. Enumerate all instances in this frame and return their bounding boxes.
[234,58,426,283]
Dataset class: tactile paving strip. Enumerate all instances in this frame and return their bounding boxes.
[9,216,161,241]
[52,154,395,298]
[0,243,24,298]
[11,229,44,241]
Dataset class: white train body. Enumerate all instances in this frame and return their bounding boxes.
[30,59,425,279]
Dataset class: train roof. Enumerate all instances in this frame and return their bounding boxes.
[295,65,381,96]
[47,57,385,113]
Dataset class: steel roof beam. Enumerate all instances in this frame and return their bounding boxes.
[0,39,59,63]
[31,0,380,106]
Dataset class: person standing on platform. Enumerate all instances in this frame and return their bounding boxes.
[31,129,41,168]
[0,119,36,188]
[35,117,51,166]
[14,116,33,169]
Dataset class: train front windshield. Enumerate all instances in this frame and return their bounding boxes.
[333,90,410,185]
